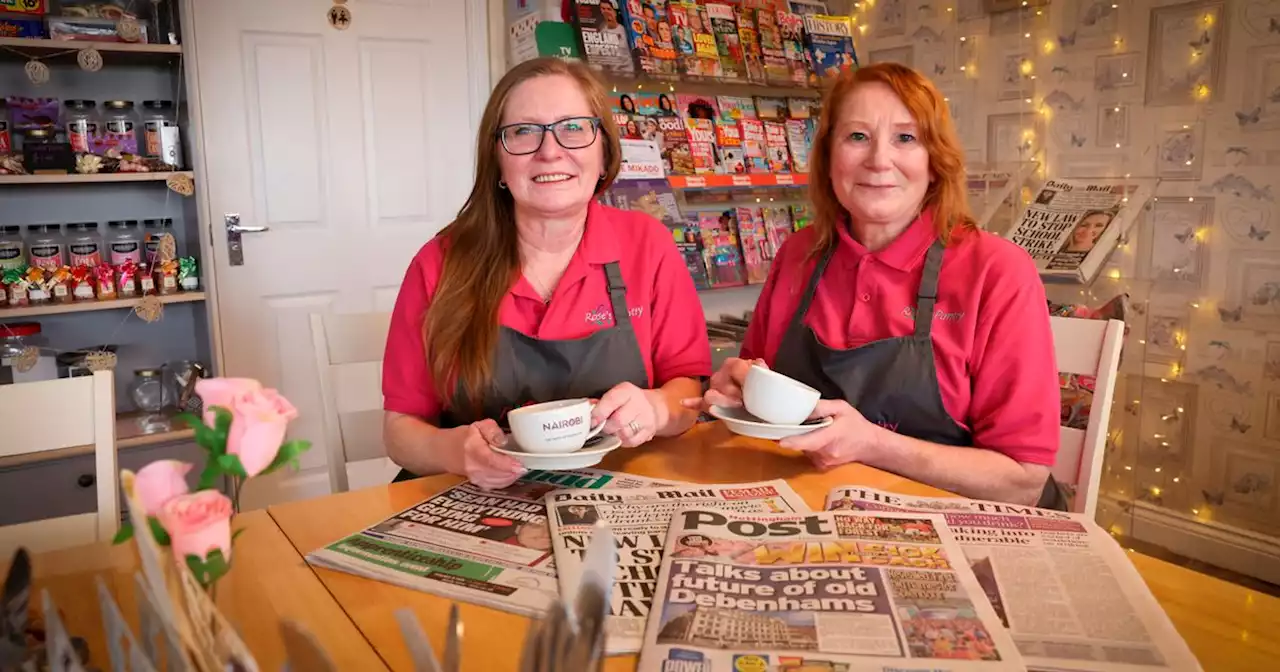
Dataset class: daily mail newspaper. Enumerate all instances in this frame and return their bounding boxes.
[545,481,809,655]
[825,487,1201,672]
[305,468,679,617]
[1004,177,1156,284]
[637,507,1025,671]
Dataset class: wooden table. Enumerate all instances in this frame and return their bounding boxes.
[13,510,387,671]
[266,422,1280,671]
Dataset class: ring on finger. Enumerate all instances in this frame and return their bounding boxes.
[628,420,643,435]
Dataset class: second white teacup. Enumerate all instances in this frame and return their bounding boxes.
[507,399,604,454]
[742,365,820,425]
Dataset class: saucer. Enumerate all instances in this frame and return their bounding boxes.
[709,405,832,440]
[493,433,623,470]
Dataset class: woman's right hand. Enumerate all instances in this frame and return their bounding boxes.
[681,356,763,411]
[449,419,525,490]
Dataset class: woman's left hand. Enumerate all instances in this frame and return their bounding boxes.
[592,382,664,447]
[778,400,880,469]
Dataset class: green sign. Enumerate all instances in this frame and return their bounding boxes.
[535,21,580,61]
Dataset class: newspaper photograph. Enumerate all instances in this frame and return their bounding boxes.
[825,486,1201,672]
[306,468,679,617]
[545,480,809,655]
[637,507,1026,671]
[1004,177,1156,284]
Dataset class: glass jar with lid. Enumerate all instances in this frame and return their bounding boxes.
[21,127,56,148]
[107,220,142,266]
[129,367,168,413]
[102,100,139,154]
[142,100,182,167]
[27,224,64,271]
[0,225,23,272]
[66,222,103,267]
[143,217,175,264]
[63,99,98,154]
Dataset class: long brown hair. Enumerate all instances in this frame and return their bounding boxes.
[807,62,975,256]
[424,58,622,411]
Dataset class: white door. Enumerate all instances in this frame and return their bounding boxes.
[189,0,491,508]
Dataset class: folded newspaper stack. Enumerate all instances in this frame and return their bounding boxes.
[826,486,1202,672]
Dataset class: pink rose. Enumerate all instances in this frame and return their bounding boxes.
[226,387,299,477]
[195,377,263,426]
[157,490,234,562]
[134,460,193,516]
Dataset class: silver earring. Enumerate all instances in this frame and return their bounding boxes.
[498,179,507,189]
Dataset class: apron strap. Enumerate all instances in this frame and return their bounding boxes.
[785,244,836,333]
[603,261,631,329]
[913,240,946,338]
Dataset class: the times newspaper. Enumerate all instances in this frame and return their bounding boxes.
[305,468,678,617]
[825,487,1201,672]
[545,481,809,655]
[637,508,1025,671]
[1004,178,1156,284]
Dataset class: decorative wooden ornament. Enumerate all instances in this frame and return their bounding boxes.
[24,60,49,85]
[116,17,143,42]
[134,296,164,323]
[327,4,351,30]
[158,233,177,263]
[84,350,118,371]
[77,47,103,72]
[13,346,38,373]
[165,172,194,196]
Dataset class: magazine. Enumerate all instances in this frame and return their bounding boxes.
[305,468,679,617]
[824,486,1202,672]
[1004,178,1157,284]
[574,0,635,76]
[638,507,1025,671]
[546,481,809,655]
[803,14,857,84]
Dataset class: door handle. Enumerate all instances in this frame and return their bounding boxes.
[224,213,267,266]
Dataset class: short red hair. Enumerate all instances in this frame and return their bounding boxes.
[806,62,976,256]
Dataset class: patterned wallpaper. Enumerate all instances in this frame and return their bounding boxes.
[840,0,1280,547]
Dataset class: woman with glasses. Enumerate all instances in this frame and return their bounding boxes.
[382,57,710,490]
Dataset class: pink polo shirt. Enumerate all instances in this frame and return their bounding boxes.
[741,211,1060,466]
[383,200,712,422]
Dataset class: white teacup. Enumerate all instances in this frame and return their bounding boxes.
[507,399,605,454]
[742,365,820,425]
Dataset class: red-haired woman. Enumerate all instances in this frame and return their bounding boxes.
[690,63,1063,507]
[383,58,709,490]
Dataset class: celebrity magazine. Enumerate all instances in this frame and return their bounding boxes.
[1004,178,1157,284]
[825,487,1201,672]
[545,480,809,655]
[305,468,678,617]
[637,508,1026,671]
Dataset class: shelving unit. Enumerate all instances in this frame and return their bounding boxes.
[0,410,194,469]
[0,170,192,185]
[668,173,809,189]
[0,291,205,319]
[0,36,182,57]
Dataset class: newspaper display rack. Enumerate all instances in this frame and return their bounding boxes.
[637,507,1027,671]
[1004,177,1157,284]
[825,486,1202,672]
[545,480,810,655]
[305,468,678,617]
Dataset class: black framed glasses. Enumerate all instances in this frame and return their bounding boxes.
[497,116,602,155]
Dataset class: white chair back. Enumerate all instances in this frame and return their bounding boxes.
[1050,316,1125,518]
[0,371,117,555]
[310,312,396,493]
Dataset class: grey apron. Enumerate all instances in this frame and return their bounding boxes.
[771,240,1068,510]
[394,261,650,481]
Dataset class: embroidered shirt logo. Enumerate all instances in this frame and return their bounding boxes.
[585,304,644,325]
[902,305,965,322]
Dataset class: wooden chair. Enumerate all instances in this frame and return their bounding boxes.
[0,370,118,555]
[1050,316,1126,519]
[310,312,398,493]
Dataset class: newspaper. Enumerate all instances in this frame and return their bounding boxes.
[637,507,1025,671]
[966,168,1021,236]
[546,480,809,655]
[1004,178,1156,284]
[305,468,679,617]
[825,487,1202,672]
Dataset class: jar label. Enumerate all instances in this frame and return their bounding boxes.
[0,247,20,260]
[106,120,135,134]
[0,121,10,155]
[67,120,98,153]
[74,284,94,299]
[110,241,141,265]
[140,276,155,292]
[69,244,102,267]
[30,244,61,269]
[54,284,68,297]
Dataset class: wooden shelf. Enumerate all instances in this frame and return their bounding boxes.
[0,291,205,319]
[0,36,182,57]
[0,411,195,469]
[0,171,192,185]
[667,173,809,189]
